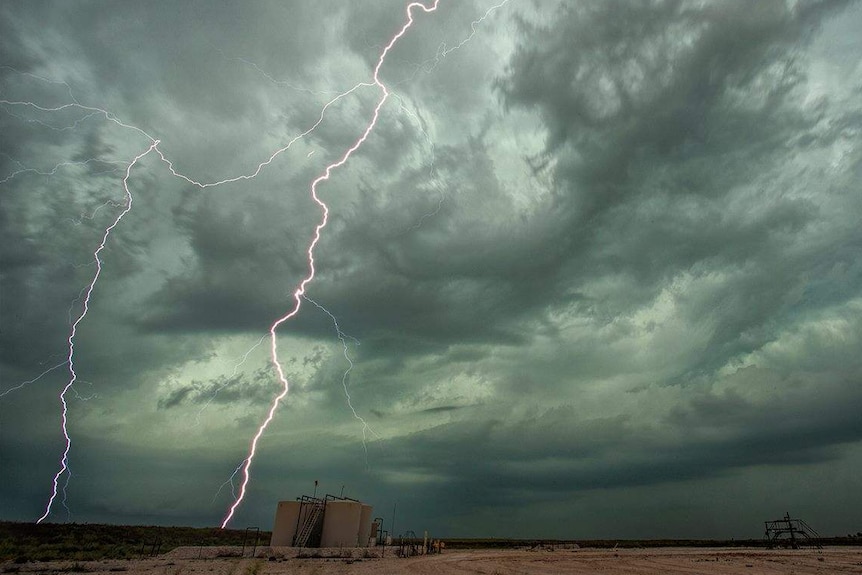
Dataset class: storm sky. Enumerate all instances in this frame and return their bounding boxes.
[1,0,861,539]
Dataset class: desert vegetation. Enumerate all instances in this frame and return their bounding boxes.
[0,522,270,562]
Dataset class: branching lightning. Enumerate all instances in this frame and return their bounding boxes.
[211,462,245,505]
[36,141,160,524]
[421,0,511,73]
[152,82,373,191]
[1,86,163,522]
[1,0,513,526]
[0,158,124,186]
[303,295,377,462]
[1,63,374,522]
[218,0,441,528]
[395,94,447,231]
[0,361,67,398]
[0,71,365,520]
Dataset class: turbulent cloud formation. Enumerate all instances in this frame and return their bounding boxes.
[1,0,861,539]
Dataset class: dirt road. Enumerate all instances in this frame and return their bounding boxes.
[5,546,861,575]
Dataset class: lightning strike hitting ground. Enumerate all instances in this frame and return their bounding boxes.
[1,70,368,520]
[37,141,160,524]
[1,78,167,522]
[2,0,511,526]
[0,65,372,521]
[219,0,442,528]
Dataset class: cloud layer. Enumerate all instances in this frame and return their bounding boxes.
[2,0,861,538]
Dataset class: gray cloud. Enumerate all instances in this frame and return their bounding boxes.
[2,0,861,539]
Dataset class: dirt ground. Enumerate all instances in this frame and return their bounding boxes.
[4,546,862,575]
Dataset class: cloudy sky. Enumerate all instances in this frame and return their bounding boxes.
[2,0,861,539]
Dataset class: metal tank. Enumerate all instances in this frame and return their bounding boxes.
[320,500,363,547]
[270,500,301,546]
[358,504,374,546]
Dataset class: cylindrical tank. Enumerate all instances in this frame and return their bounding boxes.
[270,500,301,546]
[358,504,373,546]
[320,500,362,547]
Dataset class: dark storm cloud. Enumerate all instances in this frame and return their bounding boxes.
[259,0,860,369]
[2,0,862,539]
[369,378,862,508]
[156,343,346,410]
[483,0,862,381]
[0,139,137,367]
[498,0,836,286]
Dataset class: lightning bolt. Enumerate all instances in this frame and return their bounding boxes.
[421,0,511,74]
[37,140,160,523]
[0,158,122,185]
[1,57,371,520]
[219,0,442,528]
[1,68,363,519]
[2,75,165,522]
[395,94,447,231]
[303,295,377,462]
[152,81,374,190]
[0,361,67,398]
[212,462,245,505]
[2,0,511,525]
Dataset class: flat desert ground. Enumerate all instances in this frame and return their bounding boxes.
[5,546,862,575]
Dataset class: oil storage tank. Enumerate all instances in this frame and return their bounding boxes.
[358,504,374,546]
[270,500,301,546]
[320,500,363,547]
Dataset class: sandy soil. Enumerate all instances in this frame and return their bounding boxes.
[4,546,862,575]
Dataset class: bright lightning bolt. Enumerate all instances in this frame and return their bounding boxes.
[2,76,164,522]
[1,68,357,519]
[36,141,159,524]
[219,0,442,529]
[3,0,510,525]
[0,66,364,520]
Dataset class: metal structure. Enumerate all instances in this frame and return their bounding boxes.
[241,527,260,557]
[294,495,326,548]
[764,512,822,549]
[139,539,161,557]
[270,491,375,548]
[397,530,420,557]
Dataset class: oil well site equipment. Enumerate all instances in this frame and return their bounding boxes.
[764,512,822,548]
[270,493,375,548]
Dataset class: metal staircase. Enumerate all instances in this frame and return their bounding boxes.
[293,498,325,547]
